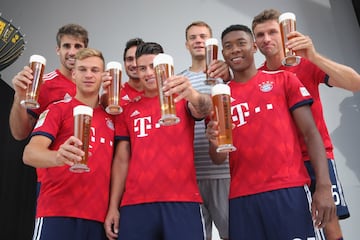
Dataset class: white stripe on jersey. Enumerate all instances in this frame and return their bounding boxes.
[303,185,326,240]
[33,217,43,240]
[43,70,59,81]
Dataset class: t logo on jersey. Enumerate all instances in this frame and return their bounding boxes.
[231,102,274,127]
[133,116,161,137]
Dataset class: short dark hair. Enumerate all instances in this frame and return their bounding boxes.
[221,24,254,42]
[135,42,164,59]
[252,9,281,32]
[56,23,89,47]
[123,37,145,61]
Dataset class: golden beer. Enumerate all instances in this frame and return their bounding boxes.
[211,84,236,153]
[205,38,219,85]
[20,55,46,109]
[71,105,93,173]
[153,53,180,126]
[105,61,122,115]
[279,12,301,66]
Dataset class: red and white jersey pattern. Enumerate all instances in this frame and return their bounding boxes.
[259,58,333,160]
[115,96,202,206]
[120,82,144,105]
[30,69,76,118]
[32,98,115,223]
[228,70,312,199]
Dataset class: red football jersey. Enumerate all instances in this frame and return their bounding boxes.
[32,98,115,222]
[30,69,76,185]
[120,82,144,104]
[115,96,202,206]
[30,69,76,118]
[259,58,333,160]
[228,70,312,199]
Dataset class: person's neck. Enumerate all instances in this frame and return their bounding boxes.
[189,58,206,73]
[265,54,283,70]
[127,78,143,92]
[144,90,157,98]
[59,66,73,81]
[233,65,258,83]
[75,94,99,108]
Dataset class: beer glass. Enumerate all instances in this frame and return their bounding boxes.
[204,38,219,85]
[105,61,122,115]
[153,53,180,126]
[211,84,236,153]
[20,54,46,109]
[279,12,301,66]
[70,105,93,173]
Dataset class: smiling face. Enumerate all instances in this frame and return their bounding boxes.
[124,45,140,80]
[73,56,104,97]
[221,30,257,73]
[253,19,284,59]
[185,25,212,61]
[56,35,86,74]
[136,54,158,97]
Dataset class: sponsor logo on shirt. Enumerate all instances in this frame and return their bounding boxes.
[34,109,49,129]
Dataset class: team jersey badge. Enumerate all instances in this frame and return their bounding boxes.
[259,81,274,92]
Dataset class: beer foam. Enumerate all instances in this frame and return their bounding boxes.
[106,61,122,71]
[205,38,218,47]
[30,54,46,65]
[153,53,174,67]
[73,105,93,117]
[211,83,230,96]
[279,12,296,23]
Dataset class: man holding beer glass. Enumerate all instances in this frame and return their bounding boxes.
[206,24,336,240]
[252,9,360,239]
[104,42,212,240]
[10,23,89,140]
[23,48,114,240]
[101,38,145,108]
[180,21,231,240]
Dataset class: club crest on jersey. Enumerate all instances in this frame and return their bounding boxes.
[259,81,274,92]
[106,118,115,131]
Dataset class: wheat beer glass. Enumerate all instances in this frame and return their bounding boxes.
[70,105,93,173]
[211,84,236,153]
[153,53,180,126]
[105,61,122,115]
[20,54,46,109]
[204,38,219,85]
[279,12,301,66]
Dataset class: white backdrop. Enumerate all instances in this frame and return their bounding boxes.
[1,0,360,239]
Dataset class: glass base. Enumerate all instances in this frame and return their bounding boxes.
[281,55,301,67]
[106,105,123,115]
[216,144,236,153]
[204,78,218,86]
[159,115,180,126]
[20,99,39,109]
[69,163,90,173]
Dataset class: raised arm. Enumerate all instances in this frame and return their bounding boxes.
[288,31,360,91]
[23,135,83,168]
[9,66,37,140]
[163,75,212,119]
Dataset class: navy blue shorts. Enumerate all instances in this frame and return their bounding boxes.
[118,202,205,240]
[229,186,325,240]
[305,159,350,219]
[33,217,106,240]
